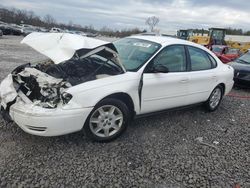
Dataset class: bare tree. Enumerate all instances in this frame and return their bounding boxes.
[145,16,159,32]
[43,14,56,27]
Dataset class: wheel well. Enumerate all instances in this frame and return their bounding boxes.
[218,83,225,95]
[102,93,135,118]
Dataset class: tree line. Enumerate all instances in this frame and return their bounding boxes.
[0,7,142,37]
[225,28,250,36]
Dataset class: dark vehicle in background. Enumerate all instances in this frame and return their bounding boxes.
[229,50,250,88]
[0,22,23,35]
[0,29,3,37]
[212,45,241,64]
[0,23,11,35]
[0,22,47,36]
[22,27,38,36]
[21,24,48,36]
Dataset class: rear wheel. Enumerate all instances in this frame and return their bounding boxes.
[84,98,130,142]
[204,85,223,112]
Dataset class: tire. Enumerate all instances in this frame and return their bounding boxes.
[204,85,223,112]
[83,98,130,142]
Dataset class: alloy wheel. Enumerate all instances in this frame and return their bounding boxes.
[209,88,222,109]
[89,105,124,138]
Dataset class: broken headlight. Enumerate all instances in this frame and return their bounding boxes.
[61,92,72,104]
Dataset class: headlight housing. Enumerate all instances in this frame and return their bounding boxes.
[61,92,72,104]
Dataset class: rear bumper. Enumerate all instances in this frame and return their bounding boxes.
[225,80,234,95]
[9,102,93,136]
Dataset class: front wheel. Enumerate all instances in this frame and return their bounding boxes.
[84,98,130,142]
[204,86,223,112]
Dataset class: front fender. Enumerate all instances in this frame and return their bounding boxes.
[64,73,141,114]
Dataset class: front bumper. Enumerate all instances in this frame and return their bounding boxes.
[233,71,250,88]
[234,78,250,88]
[9,101,93,136]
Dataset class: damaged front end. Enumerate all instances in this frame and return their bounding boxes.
[0,33,125,122]
[0,61,73,122]
[11,62,72,109]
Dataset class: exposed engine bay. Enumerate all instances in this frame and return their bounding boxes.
[10,51,124,109]
[0,33,125,123]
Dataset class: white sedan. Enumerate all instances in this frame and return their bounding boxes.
[0,33,234,141]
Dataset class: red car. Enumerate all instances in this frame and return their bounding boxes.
[211,45,241,63]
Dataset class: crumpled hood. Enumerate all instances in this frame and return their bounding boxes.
[21,32,112,64]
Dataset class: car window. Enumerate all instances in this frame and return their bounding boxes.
[236,51,250,64]
[208,54,217,68]
[188,46,213,71]
[113,38,161,71]
[151,45,186,72]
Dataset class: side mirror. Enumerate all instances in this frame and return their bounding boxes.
[153,64,169,73]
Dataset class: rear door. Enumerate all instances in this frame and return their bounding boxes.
[141,45,190,114]
[186,46,218,104]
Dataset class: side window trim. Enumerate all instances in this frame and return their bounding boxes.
[207,53,218,68]
[184,45,191,71]
[185,45,217,71]
[144,44,188,73]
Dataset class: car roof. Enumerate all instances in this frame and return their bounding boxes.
[126,35,219,59]
[128,35,198,47]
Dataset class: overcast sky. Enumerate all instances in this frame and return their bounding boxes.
[1,0,249,33]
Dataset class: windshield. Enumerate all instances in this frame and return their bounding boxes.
[180,31,188,37]
[211,30,225,40]
[113,38,161,71]
[236,51,250,64]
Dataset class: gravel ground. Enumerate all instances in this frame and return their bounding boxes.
[0,36,249,188]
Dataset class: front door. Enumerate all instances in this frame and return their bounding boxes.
[141,45,190,114]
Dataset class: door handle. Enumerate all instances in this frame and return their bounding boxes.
[212,75,218,81]
[180,78,189,83]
